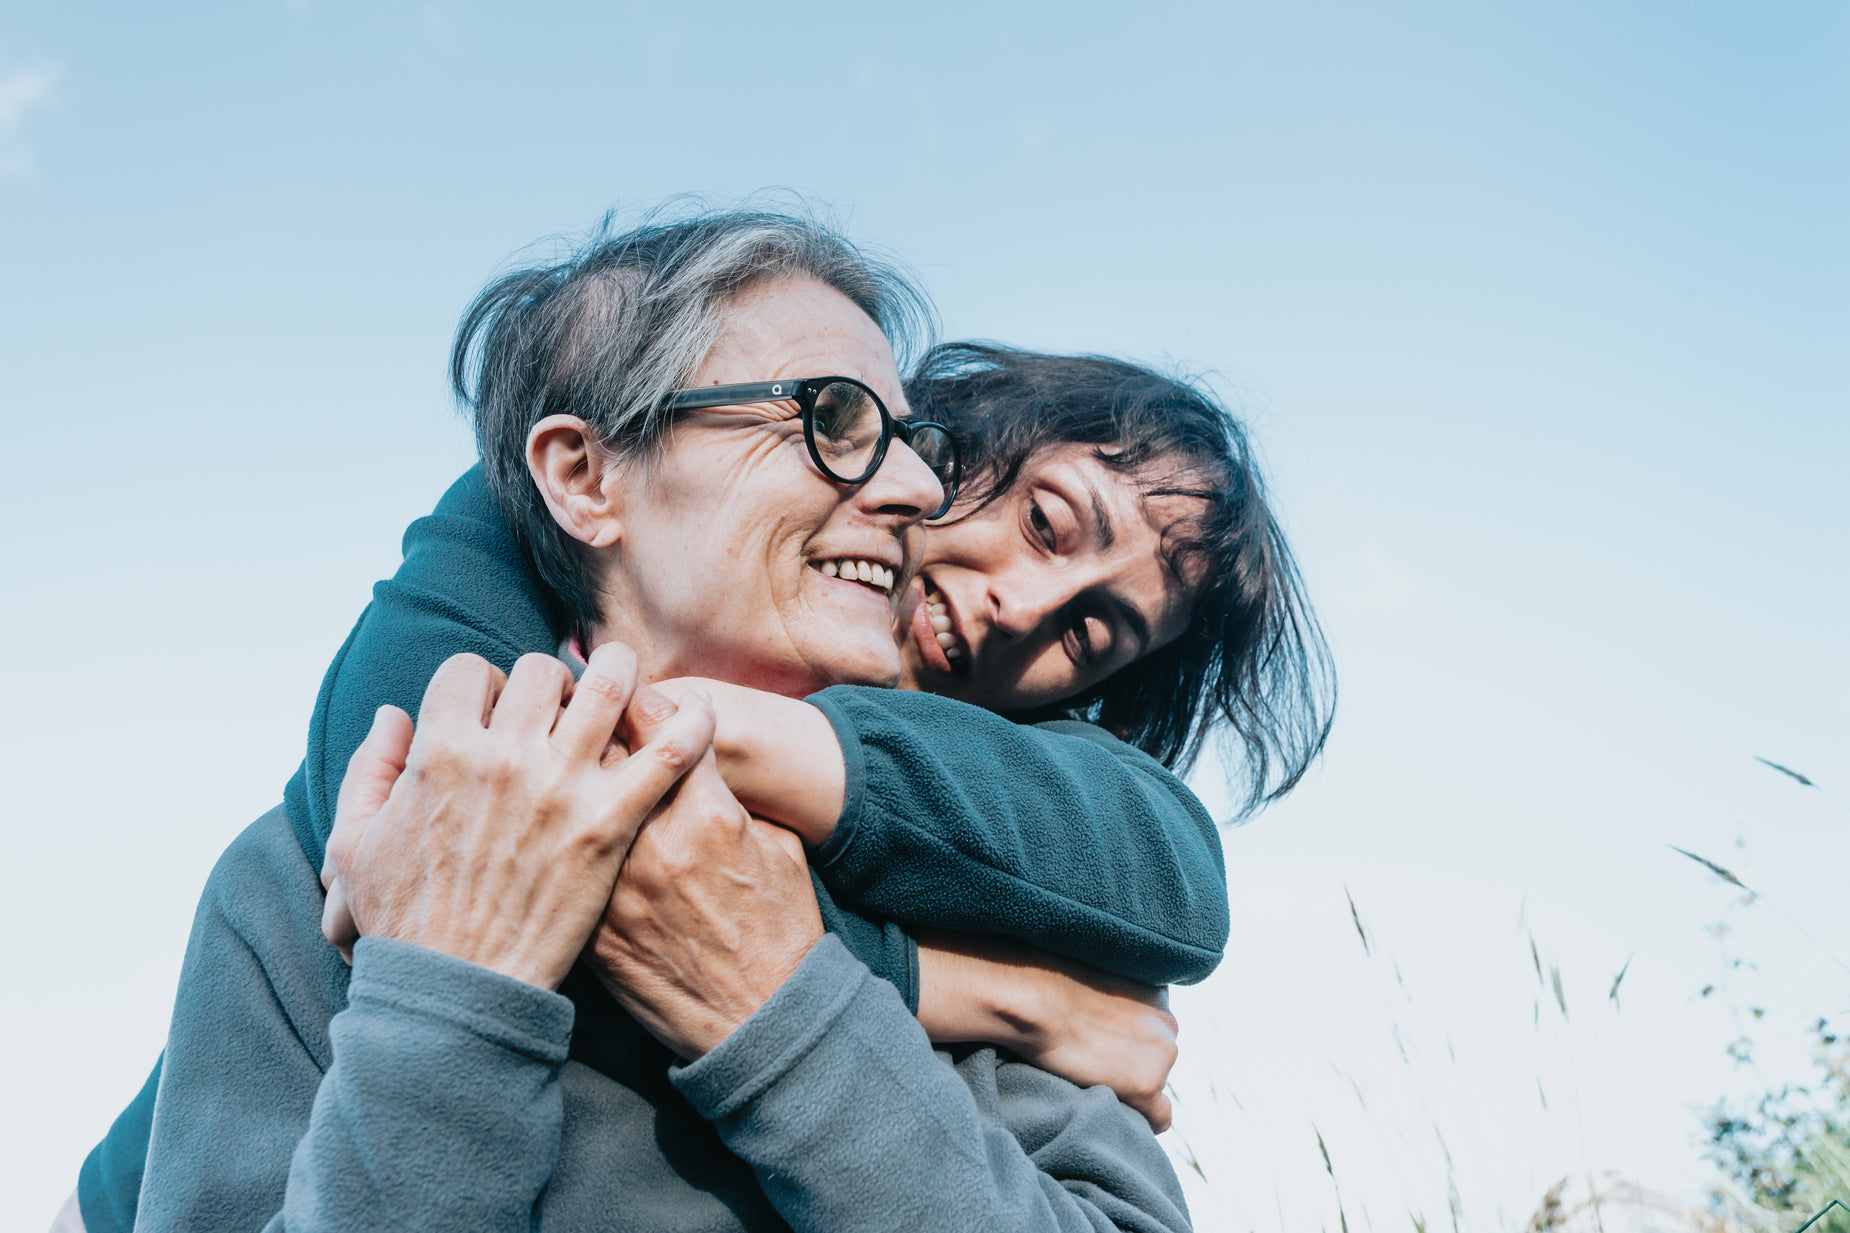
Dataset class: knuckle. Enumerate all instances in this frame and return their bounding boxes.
[629,684,679,726]
[648,738,698,777]
[576,667,630,705]
[512,650,560,674]
[432,652,498,697]
[440,651,493,675]
[514,652,571,692]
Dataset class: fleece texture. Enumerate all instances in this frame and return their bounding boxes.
[127,807,1190,1231]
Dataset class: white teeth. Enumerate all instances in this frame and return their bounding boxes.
[921,580,960,660]
[817,558,893,593]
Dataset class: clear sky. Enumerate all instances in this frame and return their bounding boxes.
[2,2,1845,1227]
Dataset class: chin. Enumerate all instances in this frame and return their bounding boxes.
[810,643,902,691]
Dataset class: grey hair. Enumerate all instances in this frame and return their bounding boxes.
[450,198,936,637]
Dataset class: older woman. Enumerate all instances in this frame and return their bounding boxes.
[85,207,1330,1233]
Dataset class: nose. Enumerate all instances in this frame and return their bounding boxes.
[854,436,946,527]
[988,565,1078,641]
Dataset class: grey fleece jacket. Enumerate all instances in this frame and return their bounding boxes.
[137,805,1192,1232]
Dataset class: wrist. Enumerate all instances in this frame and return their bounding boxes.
[672,928,825,1059]
[723,697,846,847]
[915,934,1055,1054]
[652,678,845,846]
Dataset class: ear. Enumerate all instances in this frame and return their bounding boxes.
[527,415,625,549]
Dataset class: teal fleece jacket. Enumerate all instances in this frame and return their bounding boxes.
[128,807,1192,1231]
[80,467,1224,1231]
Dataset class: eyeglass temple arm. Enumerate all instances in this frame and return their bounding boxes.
[664,380,812,411]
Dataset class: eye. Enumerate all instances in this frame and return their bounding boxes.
[1027,500,1057,550]
[1064,608,1110,666]
[809,380,881,454]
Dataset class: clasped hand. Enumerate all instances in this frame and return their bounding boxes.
[319,647,821,1060]
[319,646,1180,1106]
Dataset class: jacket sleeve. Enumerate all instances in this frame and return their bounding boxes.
[135,811,576,1233]
[673,935,1192,1233]
[806,688,1229,985]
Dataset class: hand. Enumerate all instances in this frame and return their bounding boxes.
[650,676,845,847]
[320,704,413,965]
[587,687,825,1059]
[915,933,1179,1131]
[319,645,715,990]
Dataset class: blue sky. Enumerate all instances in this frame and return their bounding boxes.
[2,2,1846,1227]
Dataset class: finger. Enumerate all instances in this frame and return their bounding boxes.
[642,741,741,841]
[324,704,413,890]
[416,653,505,736]
[488,652,576,737]
[619,679,685,750]
[597,693,717,851]
[1145,1091,1173,1134]
[321,876,356,965]
[552,641,639,762]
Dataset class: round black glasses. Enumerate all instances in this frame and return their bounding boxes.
[665,377,962,520]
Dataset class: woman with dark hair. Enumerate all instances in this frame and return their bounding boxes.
[903,342,1332,811]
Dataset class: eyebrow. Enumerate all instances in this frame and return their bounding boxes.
[1073,479,1151,655]
[1083,481,1117,551]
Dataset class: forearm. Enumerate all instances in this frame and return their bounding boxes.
[650,680,1228,989]
[916,933,1049,1050]
[654,677,847,845]
[806,687,1228,985]
[673,936,1190,1233]
[916,933,1179,1131]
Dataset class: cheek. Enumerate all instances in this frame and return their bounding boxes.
[922,505,1010,569]
[1027,657,1088,707]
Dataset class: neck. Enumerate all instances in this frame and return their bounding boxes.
[587,612,831,699]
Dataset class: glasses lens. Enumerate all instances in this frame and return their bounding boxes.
[905,424,958,487]
[808,380,885,479]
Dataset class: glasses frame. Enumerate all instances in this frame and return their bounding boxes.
[665,376,962,520]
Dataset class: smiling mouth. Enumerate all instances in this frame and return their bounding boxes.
[918,576,968,672]
[813,557,897,596]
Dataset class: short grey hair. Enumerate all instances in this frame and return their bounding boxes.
[450,199,936,636]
